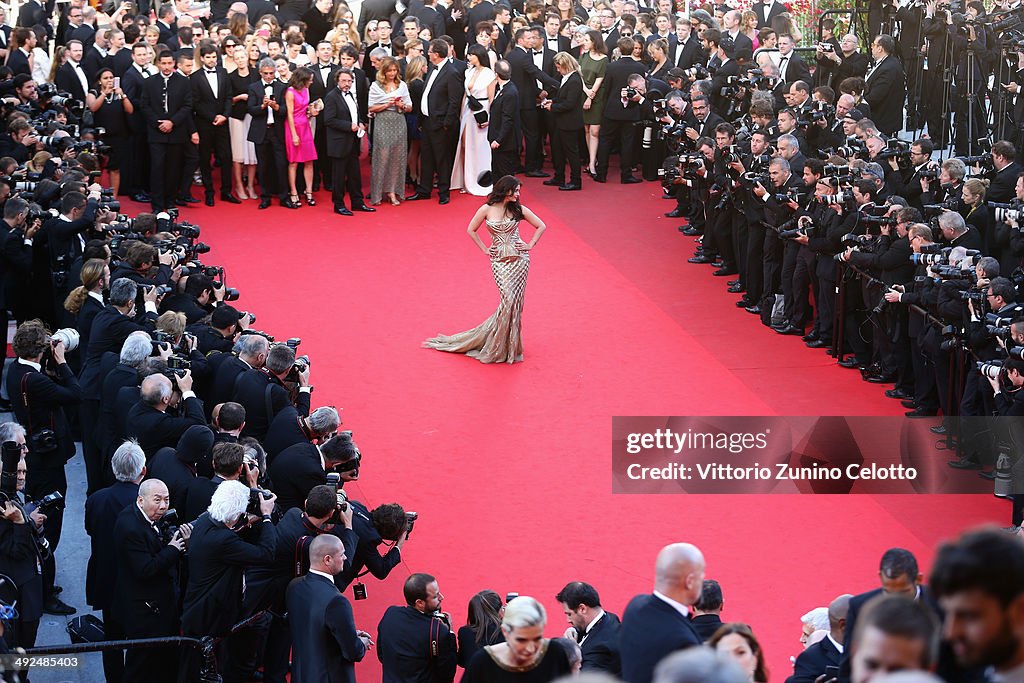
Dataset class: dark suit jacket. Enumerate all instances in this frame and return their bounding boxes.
[267,441,324,511]
[550,71,584,130]
[181,511,277,636]
[6,360,81,463]
[488,81,521,152]
[506,45,559,110]
[73,294,105,367]
[671,36,705,70]
[336,499,401,591]
[55,61,88,101]
[691,613,723,642]
[309,61,338,105]
[752,0,785,27]
[82,45,109,82]
[232,367,310,441]
[263,404,309,460]
[287,573,367,683]
[786,635,842,683]
[781,52,812,85]
[247,78,288,144]
[376,604,458,683]
[16,0,46,30]
[110,48,133,77]
[190,67,233,127]
[420,59,463,131]
[247,0,278,25]
[863,55,905,136]
[988,161,1023,204]
[580,611,621,675]
[124,396,207,458]
[620,594,702,683]
[99,360,139,454]
[112,503,182,637]
[140,71,194,143]
[601,57,647,122]
[7,47,30,77]
[323,86,363,158]
[85,481,140,610]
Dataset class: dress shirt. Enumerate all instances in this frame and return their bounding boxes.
[205,68,218,98]
[342,88,358,124]
[652,590,691,619]
[421,59,447,116]
[69,59,90,95]
[262,80,276,124]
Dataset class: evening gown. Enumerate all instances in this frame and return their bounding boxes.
[460,640,572,682]
[451,66,495,196]
[285,86,317,163]
[423,217,529,364]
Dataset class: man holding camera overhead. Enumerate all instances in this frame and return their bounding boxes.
[125,371,206,458]
[6,320,80,617]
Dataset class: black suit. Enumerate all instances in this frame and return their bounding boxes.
[415,58,463,199]
[121,64,153,197]
[232,368,311,441]
[323,85,367,209]
[263,404,311,460]
[596,57,647,182]
[988,161,1023,203]
[267,441,325,511]
[0,496,45,650]
[7,47,30,77]
[55,60,89,101]
[506,45,559,173]
[17,0,46,31]
[671,36,705,70]
[787,635,842,683]
[148,425,212,512]
[376,604,458,683]
[488,81,521,180]
[98,360,140,462]
[112,504,182,682]
[691,613,723,642]
[124,395,207,459]
[82,45,110,83]
[619,594,701,683]
[309,61,339,187]
[779,52,812,86]
[209,354,252,416]
[140,71,194,211]
[549,71,584,186]
[287,573,367,683]
[863,55,906,136]
[191,67,234,199]
[248,78,290,201]
[580,611,621,675]
[752,0,786,27]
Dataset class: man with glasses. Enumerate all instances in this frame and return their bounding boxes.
[863,35,905,137]
[599,9,620,52]
[594,36,647,184]
[247,57,291,209]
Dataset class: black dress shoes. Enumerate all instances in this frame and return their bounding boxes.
[885,389,913,400]
[542,178,563,186]
[900,400,917,409]
[802,332,819,343]
[221,193,243,204]
[906,407,938,418]
[948,457,982,470]
[837,358,864,369]
[727,283,744,294]
[735,297,752,308]
[665,208,685,218]
[524,170,550,178]
[131,192,151,203]
[688,255,714,264]
[405,193,430,201]
[204,195,215,207]
[258,199,272,209]
[334,206,353,216]
[681,227,700,236]
[713,267,738,277]
[353,204,376,212]
[43,597,76,616]
[621,176,642,184]
[744,305,761,314]
[438,195,450,205]
[178,195,200,204]
[558,183,581,191]
[593,175,606,183]
[775,325,804,336]
[805,339,829,349]
[864,373,897,384]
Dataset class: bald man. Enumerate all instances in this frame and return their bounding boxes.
[112,478,192,682]
[788,594,853,683]
[620,543,706,683]
[287,535,373,683]
[125,371,206,457]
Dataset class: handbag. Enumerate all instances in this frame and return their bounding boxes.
[473,109,489,125]
[20,374,58,456]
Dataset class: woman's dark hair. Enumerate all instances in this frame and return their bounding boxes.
[466,590,503,644]
[93,67,114,89]
[486,175,523,220]
[707,623,769,683]
[466,43,489,66]
[288,66,313,89]
[586,29,607,55]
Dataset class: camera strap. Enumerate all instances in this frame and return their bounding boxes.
[20,373,55,435]
[429,612,442,659]
[264,384,274,426]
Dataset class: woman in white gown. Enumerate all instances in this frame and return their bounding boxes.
[451,45,497,197]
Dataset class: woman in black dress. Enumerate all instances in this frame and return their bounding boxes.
[461,596,572,682]
[85,68,133,194]
[457,590,505,668]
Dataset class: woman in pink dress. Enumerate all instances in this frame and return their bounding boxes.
[285,66,318,206]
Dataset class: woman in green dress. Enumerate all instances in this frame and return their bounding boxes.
[578,29,608,178]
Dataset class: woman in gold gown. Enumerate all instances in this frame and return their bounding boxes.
[423,176,547,364]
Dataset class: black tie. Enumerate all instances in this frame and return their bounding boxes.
[205,68,217,73]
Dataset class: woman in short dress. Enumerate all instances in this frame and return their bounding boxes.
[229,43,258,199]
[579,29,607,177]
[285,67,318,206]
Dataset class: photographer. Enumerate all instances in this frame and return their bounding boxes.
[816,34,869,89]
[112,477,192,682]
[920,157,967,214]
[232,342,311,441]
[800,177,848,348]
[181,479,277,678]
[337,499,410,593]
[160,271,221,324]
[754,156,801,324]
[84,440,146,683]
[269,428,357,512]
[0,196,41,404]
[109,239,179,292]
[184,440,255,522]
[192,303,247,356]
[6,319,80,616]
[0,422,46,651]
[264,404,340,460]
[98,331,154,467]
[124,371,206,458]
[892,138,935,210]
[148,424,214,513]
[961,273,1018,423]
[988,356,1024,415]
[377,573,458,683]
[732,130,774,313]
[707,122,743,279]
[208,329,268,411]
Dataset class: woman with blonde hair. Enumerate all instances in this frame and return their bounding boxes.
[228,11,249,39]
[962,177,993,242]
[405,55,428,189]
[368,56,413,205]
[742,10,760,48]
[144,24,161,47]
[461,596,572,680]
[26,151,51,175]
[543,52,584,190]
[230,43,259,199]
[64,259,109,318]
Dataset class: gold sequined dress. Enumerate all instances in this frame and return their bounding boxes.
[424,217,529,364]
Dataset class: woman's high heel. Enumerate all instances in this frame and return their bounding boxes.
[304,192,316,206]
[284,194,301,209]
[390,194,401,206]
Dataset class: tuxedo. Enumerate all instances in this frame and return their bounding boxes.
[155,19,176,45]
[287,573,367,683]
[140,70,194,211]
[752,0,786,27]
[542,32,571,54]
[231,367,311,441]
[778,51,812,86]
[786,635,842,683]
[506,45,560,173]
[408,0,446,45]
[691,613,723,642]
[263,404,311,459]
[580,611,621,675]
[595,56,647,182]
[124,395,207,458]
[465,0,496,40]
[863,55,905,136]
[488,81,521,180]
[266,441,326,512]
[16,0,46,31]
[988,161,1023,203]
[7,47,31,76]
[248,78,290,201]
[323,85,367,209]
[414,58,463,199]
[309,61,339,188]
[549,71,584,186]
[69,22,96,49]
[619,594,701,683]
[191,66,234,198]
[82,45,110,83]
[55,60,89,101]
[671,35,704,70]
[121,63,153,196]
[725,30,753,58]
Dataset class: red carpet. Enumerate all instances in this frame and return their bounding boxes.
[148,174,1004,680]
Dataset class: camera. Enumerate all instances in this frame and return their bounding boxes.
[978,360,1004,380]
[247,487,273,515]
[405,511,418,539]
[991,201,1023,224]
[325,472,350,526]
[50,327,80,352]
[818,42,835,51]
[155,508,181,543]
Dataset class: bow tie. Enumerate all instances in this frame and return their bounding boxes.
[380,42,390,47]
[533,49,542,55]
[205,68,217,73]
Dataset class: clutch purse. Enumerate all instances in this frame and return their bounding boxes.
[473,110,489,125]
